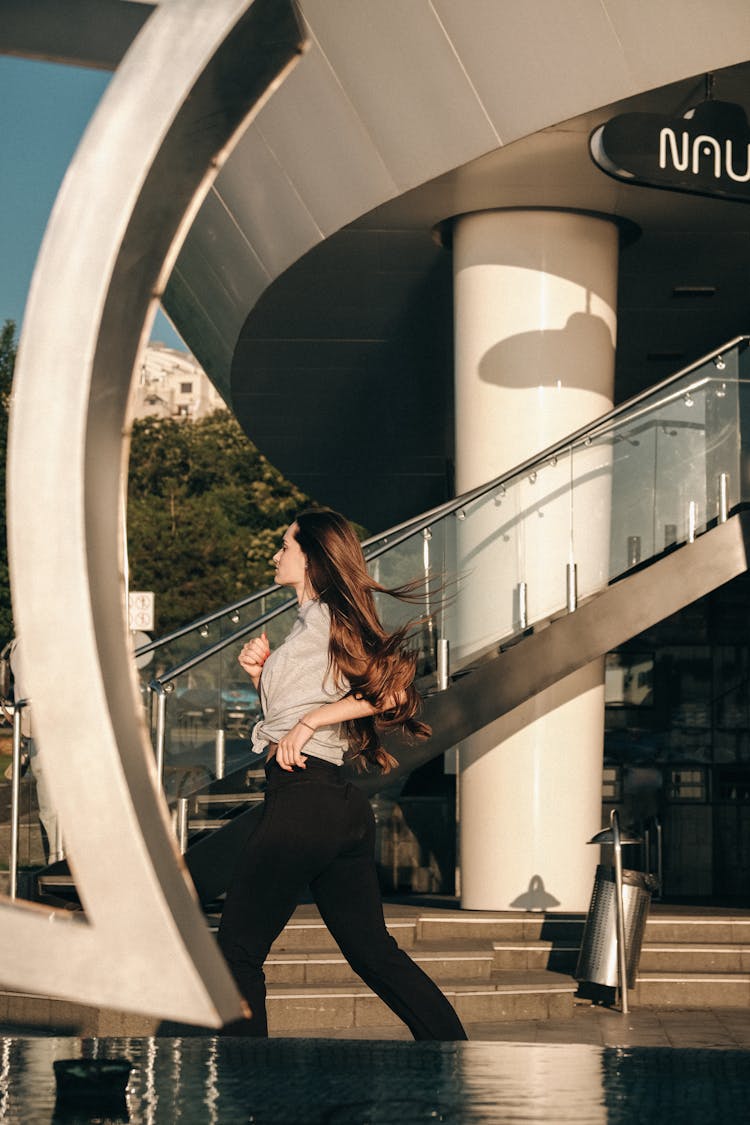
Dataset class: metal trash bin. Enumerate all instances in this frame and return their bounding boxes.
[575,864,659,989]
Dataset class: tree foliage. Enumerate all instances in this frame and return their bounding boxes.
[0,328,318,642]
[127,410,312,632]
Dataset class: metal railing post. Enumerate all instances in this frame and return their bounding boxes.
[518,581,528,631]
[436,638,450,692]
[566,562,578,613]
[610,808,630,1014]
[718,473,729,523]
[215,729,226,780]
[151,682,173,789]
[9,699,29,902]
[422,528,436,670]
[176,798,189,854]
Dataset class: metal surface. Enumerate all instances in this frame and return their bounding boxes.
[575,863,654,994]
[719,472,729,523]
[610,810,630,1012]
[176,799,190,855]
[566,562,578,613]
[437,638,450,693]
[518,581,528,631]
[153,685,170,789]
[215,729,226,780]
[8,701,28,903]
[3,0,305,1026]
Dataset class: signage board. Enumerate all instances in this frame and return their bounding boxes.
[590,100,750,203]
[129,590,155,632]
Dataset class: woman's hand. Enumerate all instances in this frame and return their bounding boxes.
[238,632,270,689]
[273,720,314,771]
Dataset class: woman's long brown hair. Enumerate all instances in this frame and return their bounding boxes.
[293,509,430,772]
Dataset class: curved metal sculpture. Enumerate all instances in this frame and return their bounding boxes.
[2,0,305,1026]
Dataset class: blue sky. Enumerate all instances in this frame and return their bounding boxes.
[0,55,185,349]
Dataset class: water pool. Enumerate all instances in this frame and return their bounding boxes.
[1,1036,749,1123]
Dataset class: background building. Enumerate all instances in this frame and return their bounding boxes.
[131,343,226,422]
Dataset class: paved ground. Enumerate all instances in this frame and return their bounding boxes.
[3,1005,750,1047]
[277,1005,750,1048]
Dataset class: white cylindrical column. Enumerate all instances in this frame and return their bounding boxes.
[453,209,618,911]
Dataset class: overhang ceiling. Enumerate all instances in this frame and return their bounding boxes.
[231,63,750,530]
[163,1,750,532]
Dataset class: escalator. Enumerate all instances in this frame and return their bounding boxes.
[38,335,750,906]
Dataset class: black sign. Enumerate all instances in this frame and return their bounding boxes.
[590,100,750,203]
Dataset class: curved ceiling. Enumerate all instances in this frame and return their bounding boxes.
[167,1,750,529]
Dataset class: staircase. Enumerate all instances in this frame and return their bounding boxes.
[2,901,749,1035]
[205,902,578,1033]
[635,909,750,1008]
[198,902,750,1034]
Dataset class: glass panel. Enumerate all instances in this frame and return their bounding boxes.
[157,600,299,803]
[137,586,292,697]
[372,520,450,676]
[580,355,744,585]
[447,477,523,663]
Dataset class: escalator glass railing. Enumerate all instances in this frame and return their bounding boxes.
[147,338,749,810]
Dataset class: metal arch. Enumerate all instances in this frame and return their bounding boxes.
[2,0,305,1026]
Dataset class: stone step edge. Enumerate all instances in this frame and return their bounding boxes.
[275,914,750,930]
[265,977,578,1000]
[267,950,494,965]
[419,915,750,927]
[636,971,750,983]
[493,940,750,953]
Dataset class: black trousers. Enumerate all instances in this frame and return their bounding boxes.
[217,756,467,1040]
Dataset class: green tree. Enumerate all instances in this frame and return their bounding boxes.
[127,410,312,632]
[0,321,16,646]
[0,339,324,643]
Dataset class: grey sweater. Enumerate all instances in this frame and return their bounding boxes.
[251,598,350,766]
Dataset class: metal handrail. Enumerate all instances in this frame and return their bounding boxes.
[135,334,748,667]
[134,513,431,660]
[147,336,749,689]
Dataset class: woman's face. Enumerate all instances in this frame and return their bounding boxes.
[272,523,308,591]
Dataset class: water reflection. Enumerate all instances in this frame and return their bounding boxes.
[0,1036,748,1123]
[460,1042,606,1123]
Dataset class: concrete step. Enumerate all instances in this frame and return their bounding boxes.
[639,943,750,973]
[265,973,577,1033]
[256,907,580,1030]
[634,971,750,1008]
[644,916,750,944]
[416,912,585,945]
[269,915,418,952]
[264,944,495,987]
[492,940,580,973]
